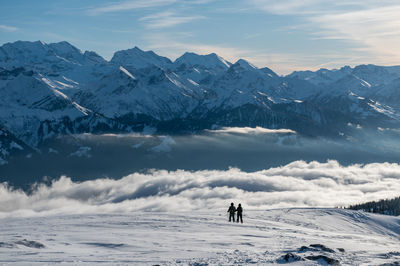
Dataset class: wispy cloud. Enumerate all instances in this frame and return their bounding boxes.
[89,26,138,34]
[87,0,177,15]
[0,24,18,32]
[247,0,394,15]
[140,11,204,29]
[310,5,400,64]
[248,0,323,15]
[247,0,400,67]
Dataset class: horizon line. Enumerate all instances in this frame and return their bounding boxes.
[2,39,400,76]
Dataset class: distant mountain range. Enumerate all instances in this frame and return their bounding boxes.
[1,40,400,163]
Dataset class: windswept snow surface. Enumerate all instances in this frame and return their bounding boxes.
[0,209,399,265]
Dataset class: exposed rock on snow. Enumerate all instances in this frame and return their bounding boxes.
[304,255,340,265]
[15,239,45,249]
[278,252,304,262]
[299,244,336,253]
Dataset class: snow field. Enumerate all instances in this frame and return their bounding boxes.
[0,208,399,265]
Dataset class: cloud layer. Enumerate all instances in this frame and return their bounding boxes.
[206,127,296,134]
[139,11,204,29]
[1,160,400,218]
[0,24,18,32]
[87,0,177,15]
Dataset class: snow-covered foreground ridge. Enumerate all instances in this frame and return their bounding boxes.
[1,160,400,218]
[0,209,399,265]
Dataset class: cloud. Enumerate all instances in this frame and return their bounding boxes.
[310,5,400,64]
[139,11,204,29]
[247,0,400,67]
[247,0,397,16]
[87,0,217,15]
[87,0,177,15]
[0,25,18,32]
[1,160,400,218]
[206,127,296,135]
[247,0,323,15]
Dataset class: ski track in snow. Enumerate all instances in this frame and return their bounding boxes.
[0,208,399,265]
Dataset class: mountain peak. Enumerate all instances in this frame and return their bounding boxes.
[175,52,231,69]
[132,46,143,51]
[260,67,279,78]
[110,46,172,69]
[48,41,83,63]
[49,41,82,53]
[0,40,52,68]
[231,59,257,71]
[83,50,106,64]
[2,40,48,50]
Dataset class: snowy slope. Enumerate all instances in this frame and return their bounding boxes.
[199,59,280,109]
[75,65,204,119]
[0,70,94,145]
[0,208,399,265]
[1,40,400,159]
[173,52,231,83]
[0,127,32,165]
[288,66,352,86]
[290,64,400,99]
[0,40,106,75]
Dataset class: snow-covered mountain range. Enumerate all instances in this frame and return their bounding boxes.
[1,40,400,162]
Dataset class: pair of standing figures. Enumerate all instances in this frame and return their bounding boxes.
[227,202,243,223]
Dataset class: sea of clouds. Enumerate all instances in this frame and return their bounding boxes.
[1,160,400,218]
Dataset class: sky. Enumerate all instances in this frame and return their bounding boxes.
[1,0,400,74]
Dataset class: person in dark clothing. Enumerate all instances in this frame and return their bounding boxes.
[227,202,236,222]
[236,203,243,223]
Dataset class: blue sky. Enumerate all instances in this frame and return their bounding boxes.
[1,0,399,74]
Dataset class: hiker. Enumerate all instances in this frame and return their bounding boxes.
[227,202,236,222]
[236,203,243,223]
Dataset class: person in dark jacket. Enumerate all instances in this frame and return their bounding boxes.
[236,203,243,223]
[227,202,236,222]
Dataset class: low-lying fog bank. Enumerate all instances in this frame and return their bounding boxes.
[1,127,400,188]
